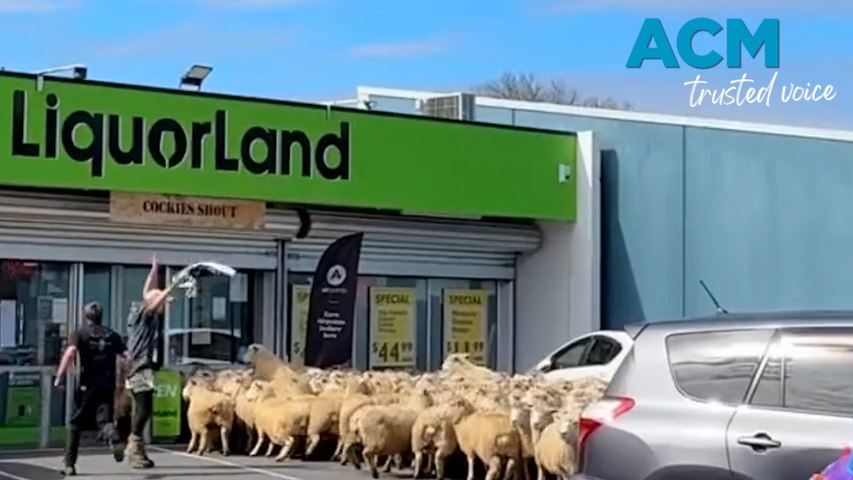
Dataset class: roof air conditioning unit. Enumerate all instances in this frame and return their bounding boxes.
[415,93,475,121]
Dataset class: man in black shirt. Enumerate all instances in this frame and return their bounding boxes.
[54,301,127,476]
[123,255,175,469]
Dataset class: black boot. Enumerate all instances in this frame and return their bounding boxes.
[126,434,154,469]
[99,422,125,462]
[63,427,80,476]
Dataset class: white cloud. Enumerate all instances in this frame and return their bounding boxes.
[0,0,80,13]
[189,0,313,7]
[537,0,853,14]
[348,37,455,58]
[92,21,299,58]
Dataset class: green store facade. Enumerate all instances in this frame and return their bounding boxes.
[0,71,599,448]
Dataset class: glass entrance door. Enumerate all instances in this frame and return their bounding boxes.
[165,267,259,367]
[0,259,73,449]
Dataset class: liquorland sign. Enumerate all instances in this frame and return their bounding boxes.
[0,72,578,221]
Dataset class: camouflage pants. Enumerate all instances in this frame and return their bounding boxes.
[125,368,155,394]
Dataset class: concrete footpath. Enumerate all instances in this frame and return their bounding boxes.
[0,445,382,480]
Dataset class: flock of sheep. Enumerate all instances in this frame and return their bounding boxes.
[179,344,608,480]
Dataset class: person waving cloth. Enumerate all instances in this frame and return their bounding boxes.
[123,254,176,469]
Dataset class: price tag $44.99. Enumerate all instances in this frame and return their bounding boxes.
[372,341,413,364]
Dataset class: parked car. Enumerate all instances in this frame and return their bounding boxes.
[572,310,853,480]
[166,327,243,365]
[530,330,633,382]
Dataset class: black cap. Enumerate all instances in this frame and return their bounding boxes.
[83,301,103,324]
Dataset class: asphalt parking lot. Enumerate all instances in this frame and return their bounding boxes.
[0,445,383,480]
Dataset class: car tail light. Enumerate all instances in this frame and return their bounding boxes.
[578,396,635,461]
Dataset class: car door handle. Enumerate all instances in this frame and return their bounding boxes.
[737,433,781,450]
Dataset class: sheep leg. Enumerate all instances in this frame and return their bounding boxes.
[245,428,255,454]
[305,433,321,457]
[346,443,362,469]
[434,452,448,480]
[274,437,295,462]
[265,441,276,457]
[197,429,210,456]
[535,462,545,480]
[186,432,198,453]
[504,458,518,480]
[465,454,476,480]
[342,439,356,466]
[485,456,503,480]
[425,451,436,475]
[249,433,265,456]
[219,426,231,456]
[364,450,380,479]
[382,455,394,472]
[332,438,343,461]
[412,451,423,478]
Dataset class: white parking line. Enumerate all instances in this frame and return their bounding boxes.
[150,447,303,480]
[0,469,31,480]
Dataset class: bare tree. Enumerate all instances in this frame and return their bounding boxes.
[473,71,632,110]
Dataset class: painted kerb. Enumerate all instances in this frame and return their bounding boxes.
[0,74,577,221]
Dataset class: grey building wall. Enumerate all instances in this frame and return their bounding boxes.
[364,93,853,329]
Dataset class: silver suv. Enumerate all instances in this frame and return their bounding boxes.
[572,311,853,480]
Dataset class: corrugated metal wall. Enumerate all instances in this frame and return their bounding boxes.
[367,94,853,328]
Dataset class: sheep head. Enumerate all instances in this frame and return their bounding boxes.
[182,377,209,400]
[243,344,286,380]
[446,396,475,423]
[441,353,475,371]
[558,415,580,444]
[509,401,530,430]
[530,405,558,432]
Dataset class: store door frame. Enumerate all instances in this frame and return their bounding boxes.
[0,262,87,450]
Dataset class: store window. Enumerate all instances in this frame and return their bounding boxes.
[167,270,261,365]
[82,264,166,337]
[287,273,497,371]
[0,260,71,366]
[360,277,427,371]
[429,278,498,370]
[0,260,70,447]
[288,274,428,370]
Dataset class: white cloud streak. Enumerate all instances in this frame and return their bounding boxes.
[0,0,81,13]
[537,0,853,14]
[92,21,299,58]
[348,37,456,58]
[189,0,314,8]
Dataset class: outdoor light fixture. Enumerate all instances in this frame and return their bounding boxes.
[179,64,213,91]
[33,64,88,91]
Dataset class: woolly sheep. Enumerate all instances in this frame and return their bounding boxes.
[250,397,312,462]
[182,377,236,456]
[350,388,434,478]
[411,396,474,480]
[453,405,525,480]
[531,409,579,480]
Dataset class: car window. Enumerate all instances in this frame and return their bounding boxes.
[750,329,853,417]
[666,329,775,405]
[552,337,593,369]
[586,337,622,366]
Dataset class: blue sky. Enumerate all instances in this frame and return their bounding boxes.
[1,0,850,129]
